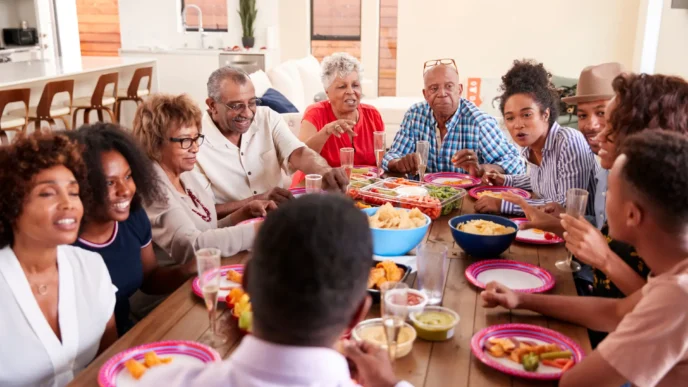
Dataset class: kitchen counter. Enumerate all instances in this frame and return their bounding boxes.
[0,44,40,55]
[120,47,269,56]
[0,56,156,88]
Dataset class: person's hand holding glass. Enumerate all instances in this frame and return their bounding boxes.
[196,248,227,346]
[555,188,589,272]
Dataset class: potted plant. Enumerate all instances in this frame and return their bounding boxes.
[238,0,257,49]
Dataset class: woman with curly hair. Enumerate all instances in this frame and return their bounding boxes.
[0,132,117,387]
[66,123,197,335]
[476,60,598,216]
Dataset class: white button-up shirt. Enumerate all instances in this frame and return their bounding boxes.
[192,108,305,203]
[140,335,414,387]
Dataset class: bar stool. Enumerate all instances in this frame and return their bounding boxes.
[9,79,74,131]
[70,72,118,128]
[0,88,30,144]
[114,66,152,122]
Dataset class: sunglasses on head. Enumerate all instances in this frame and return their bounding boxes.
[423,58,457,73]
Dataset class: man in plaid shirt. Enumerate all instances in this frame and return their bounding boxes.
[383,61,524,177]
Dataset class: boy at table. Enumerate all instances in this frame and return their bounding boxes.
[140,194,413,387]
[482,130,688,387]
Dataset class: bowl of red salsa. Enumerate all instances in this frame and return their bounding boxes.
[383,288,429,316]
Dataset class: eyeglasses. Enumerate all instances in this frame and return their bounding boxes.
[423,58,457,73]
[217,98,262,112]
[169,134,205,149]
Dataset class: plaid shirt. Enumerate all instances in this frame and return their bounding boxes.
[501,123,599,215]
[382,99,524,174]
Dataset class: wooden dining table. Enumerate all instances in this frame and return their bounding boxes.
[70,194,592,387]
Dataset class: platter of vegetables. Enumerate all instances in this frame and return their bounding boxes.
[471,324,585,380]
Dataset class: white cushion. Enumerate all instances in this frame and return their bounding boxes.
[362,96,424,125]
[117,89,149,98]
[267,62,306,112]
[249,70,273,98]
[280,112,304,137]
[295,55,325,105]
[70,96,116,108]
[0,115,26,129]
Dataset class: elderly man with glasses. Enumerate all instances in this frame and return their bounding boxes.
[192,66,349,219]
[383,59,524,177]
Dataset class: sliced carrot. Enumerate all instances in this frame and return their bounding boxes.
[561,360,575,372]
[554,358,570,366]
[541,359,564,369]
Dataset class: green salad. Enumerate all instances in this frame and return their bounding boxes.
[426,185,463,215]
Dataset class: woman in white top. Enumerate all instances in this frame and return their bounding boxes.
[132,94,274,266]
[0,133,117,387]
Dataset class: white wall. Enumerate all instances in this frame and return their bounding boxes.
[655,0,688,78]
[54,0,81,58]
[277,0,310,61]
[395,0,641,97]
[118,0,279,50]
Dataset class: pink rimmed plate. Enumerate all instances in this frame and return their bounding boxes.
[289,187,306,197]
[471,324,584,381]
[423,172,481,189]
[468,186,531,200]
[465,259,555,293]
[192,264,244,304]
[98,340,221,387]
[512,218,564,245]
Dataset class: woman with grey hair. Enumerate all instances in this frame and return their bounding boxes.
[297,52,384,174]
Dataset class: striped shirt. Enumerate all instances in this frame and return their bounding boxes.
[382,99,525,174]
[501,123,599,215]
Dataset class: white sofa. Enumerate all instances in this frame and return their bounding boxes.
[249,55,422,144]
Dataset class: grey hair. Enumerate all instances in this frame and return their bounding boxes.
[321,52,362,89]
[207,66,250,101]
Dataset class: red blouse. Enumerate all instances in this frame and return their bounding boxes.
[303,100,384,167]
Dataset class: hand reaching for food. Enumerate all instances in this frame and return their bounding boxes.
[481,281,520,310]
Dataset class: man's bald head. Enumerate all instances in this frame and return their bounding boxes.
[423,64,462,119]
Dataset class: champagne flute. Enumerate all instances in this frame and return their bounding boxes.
[555,188,590,272]
[373,131,386,179]
[340,147,354,180]
[381,281,409,362]
[416,140,430,182]
[196,248,227,346]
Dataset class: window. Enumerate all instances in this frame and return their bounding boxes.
[311,0,361,41]
[181,0,228,32]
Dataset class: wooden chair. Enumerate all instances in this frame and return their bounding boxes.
[0,88,30,144]
[9,79,74,131]
[71,72,119,128]
[114,66,153,122]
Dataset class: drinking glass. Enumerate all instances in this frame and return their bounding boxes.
[196,248,227,346]
[373,132,386,179]
[340,147,354,180]
[555,188,590,272]
[416,140,430,182]
[305,174,323,194]
[380,281,409,362]
[417,242,448,305]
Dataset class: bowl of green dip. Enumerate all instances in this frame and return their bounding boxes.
[409,306,460,341]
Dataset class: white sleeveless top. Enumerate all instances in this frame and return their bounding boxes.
[0,245,116,387]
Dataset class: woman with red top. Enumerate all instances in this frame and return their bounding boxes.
[298,52,384,169]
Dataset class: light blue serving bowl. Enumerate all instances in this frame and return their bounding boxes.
[448,214,517,258]
[362,207,431,256]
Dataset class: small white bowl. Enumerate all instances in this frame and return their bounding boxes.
[382,288,429,315]
[352,318,417,358]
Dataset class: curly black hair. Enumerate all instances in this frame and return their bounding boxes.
[497,59,560,128]
[65,122,165,221]
[0,132,88,248]
[620,130,688,233]
[607,73,688,142]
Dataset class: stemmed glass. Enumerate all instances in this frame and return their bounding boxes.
[416,140,430,182]
[373,132,386,179]
[555,188,590,272]
[196,248,228,346]
[380,281,409,362]
[340,147,354,180]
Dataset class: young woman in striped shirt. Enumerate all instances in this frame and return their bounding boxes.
[476,60,598,216]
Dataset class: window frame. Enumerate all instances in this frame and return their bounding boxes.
[310,0,362,41]
[181,0,229,33]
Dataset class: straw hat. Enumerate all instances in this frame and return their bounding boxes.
[562,62,624,105]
